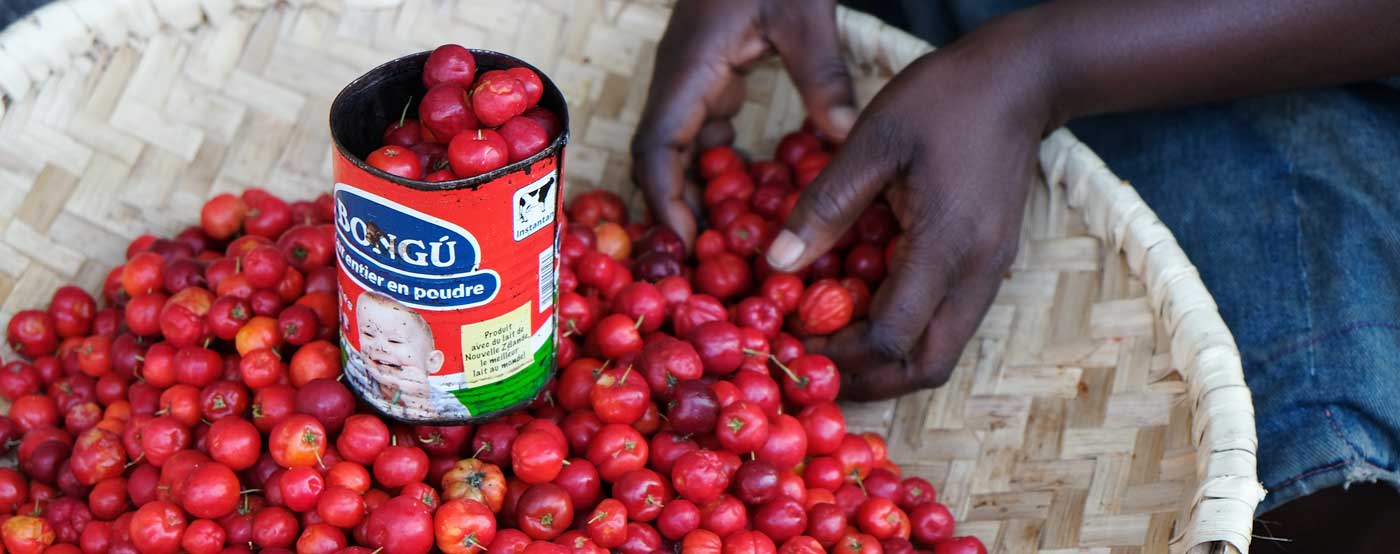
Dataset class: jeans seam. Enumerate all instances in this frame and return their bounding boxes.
[1324,407,1366,463]
[1254,320,1400,369]
[1270,459,1349,491]
[1290,184,1316,378]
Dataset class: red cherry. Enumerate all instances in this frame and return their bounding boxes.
[511,430,567,485]
[755,414,808,470]
[588,314,644,361]
[423,44,477,89]
[590,366,650,425]
[910,503,955,546]
[408,142,448,173]
[670,450,729,505]
[716,402,769,454]
[383,118,423,148]
[424,169,458,182]
[448,129,509,178]
[932,536,987,554]
[419,84,478,142]
[499,117,550,163]
[640,336,703,399]
[521,107,562,139]
[694,252,752,301]
[366,146,424,180]
[699,146,745,180]
[688,321,743,376]
[470,70,529,127]
[506,67,544,106]
[795,279,853,336]
[775,354,840,406]
[898,477,938,511]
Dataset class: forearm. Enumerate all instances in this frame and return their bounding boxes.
[1017,0,1400,124]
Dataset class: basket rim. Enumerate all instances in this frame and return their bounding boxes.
[0,2,1263,552]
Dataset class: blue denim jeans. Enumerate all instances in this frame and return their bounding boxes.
[849,0,1400,513]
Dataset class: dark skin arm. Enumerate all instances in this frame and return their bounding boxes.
[633,0,1400,400]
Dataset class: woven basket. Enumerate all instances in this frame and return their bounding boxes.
[0,1,1265,552]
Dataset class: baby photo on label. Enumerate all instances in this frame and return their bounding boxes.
[345,291,470,419]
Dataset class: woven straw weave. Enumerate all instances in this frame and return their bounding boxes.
[0,1,1264,552]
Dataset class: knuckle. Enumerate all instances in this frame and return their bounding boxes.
[629,129,667,158]
[984,237,1020,272]
[800,183,850,229]
[911,363,953,390]
[795,55,852,93]
[968,222,1021,274]
[866,323,917,362]
[854,112,909,158]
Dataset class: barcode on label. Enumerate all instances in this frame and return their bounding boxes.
[538,248,554,312]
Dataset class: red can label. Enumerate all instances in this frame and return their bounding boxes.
[334,154,561,422]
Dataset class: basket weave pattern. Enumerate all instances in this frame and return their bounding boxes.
[0,1,1263,553]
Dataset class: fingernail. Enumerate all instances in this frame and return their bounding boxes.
[829,106,857,138]
[767,230,806,270]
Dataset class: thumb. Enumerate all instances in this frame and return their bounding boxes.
[767,6,858,141]
[765,122,895,272]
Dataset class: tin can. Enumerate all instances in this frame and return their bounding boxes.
[329,50,568,424]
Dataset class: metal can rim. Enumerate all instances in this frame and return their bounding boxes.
[329,49,572,193]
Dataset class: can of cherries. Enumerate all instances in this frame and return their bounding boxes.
[329,45,569,424]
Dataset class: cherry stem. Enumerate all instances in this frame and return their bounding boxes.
[472,443,490,459]
[634,315,645,330]
[123,453,145,469]
[851,470,867,494]
[619,365,634,385]
[587,511,607,524]
[399,97,413,127]
[240,489,262,495]
[765,353,804,385]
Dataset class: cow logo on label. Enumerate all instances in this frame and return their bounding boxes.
[335,184,500,311]
[513,172,557,241]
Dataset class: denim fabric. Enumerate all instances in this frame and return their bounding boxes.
[1075,87,1400,513]
[843,0,1400,513]
[0,0,50,31]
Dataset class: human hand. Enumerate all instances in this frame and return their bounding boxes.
[632,0,858,247]
[767,15,1057,400]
